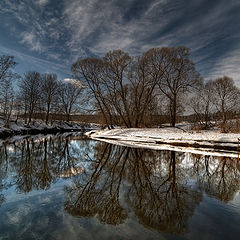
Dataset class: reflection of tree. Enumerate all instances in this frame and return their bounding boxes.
[0,135,87,194]
[1,133,240,234]
[192,154,240,202]
[64,143,202,233]
[15,139,37,192]
[37,139,54,190]
[0,143,10,206]
[65,143,128,225]
[126,150,202,234]
[52,138,78,176]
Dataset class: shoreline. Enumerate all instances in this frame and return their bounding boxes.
[0,120,98,139]
[86,128,240,157]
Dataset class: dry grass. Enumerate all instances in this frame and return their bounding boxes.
[220,119,240,133]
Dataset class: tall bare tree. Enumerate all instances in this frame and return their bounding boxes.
[0,77,14,127]
[210,76,240,131]
[0,55,17,83]
[190,81,215,129]
[153,47,202,126]
[0,55,19,126]
[58,81,83,122]
[72,50,160,128]
[18,71,41,125]
[127,50,161,127]
[40,73,59,124]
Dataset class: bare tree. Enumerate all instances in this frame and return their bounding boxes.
[127,50,161,127]
[153,47,202,126]
[190,81,215,129]
[210,76,240,132]
[0,77,15,127]
[72,50,160,128]
[0,55,17,83]
[40,73,59,124]
[0,55,19,126]
[58,81,83,122]
[18,71,41,125]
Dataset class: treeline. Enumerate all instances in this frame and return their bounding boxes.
[1,47,240,131]
[0,55,83,127]
[72,47,240,131]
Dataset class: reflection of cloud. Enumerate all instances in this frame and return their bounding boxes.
[6,203,30,225]
[230,190,240,214]
[0,185,165,239]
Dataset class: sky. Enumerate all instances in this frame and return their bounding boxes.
[0,0,240,83]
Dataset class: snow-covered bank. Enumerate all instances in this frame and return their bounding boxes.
[0,118,99,138]
[0,131,86,148]
[86,128,240,157]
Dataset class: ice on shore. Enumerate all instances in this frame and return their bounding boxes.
[86,127,240,158]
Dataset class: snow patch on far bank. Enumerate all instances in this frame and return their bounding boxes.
[86,128,240,158]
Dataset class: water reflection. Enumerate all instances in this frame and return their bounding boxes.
[0,134,90,197]
[64,142,240,234]
[192,154,240,202]
[0,135,240,238]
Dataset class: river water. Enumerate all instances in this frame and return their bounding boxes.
[0,133,240,240]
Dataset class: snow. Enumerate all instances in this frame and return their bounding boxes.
[0,118,99,138]
[86,128,240,143]
[86,128,240,158]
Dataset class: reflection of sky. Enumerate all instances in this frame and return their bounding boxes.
[69,140,98,170]
[2,178,71,204]
[0,135,240,239]
[0,190,166,240]
[229,190,240,213]
[1,185,240,240]
[187,193,240,240]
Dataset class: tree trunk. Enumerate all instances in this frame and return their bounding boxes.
[46,108,50,125]
[28,110,33,125]
[221,104,226,132]
[171,97,177,127]
[66,113,70,122]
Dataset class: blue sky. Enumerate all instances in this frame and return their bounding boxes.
[0,0,240,83]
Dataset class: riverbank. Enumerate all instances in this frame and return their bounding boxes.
[86,127,240,157]
[0,118,99,139]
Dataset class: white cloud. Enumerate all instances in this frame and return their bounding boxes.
[64,78,84,87]
[20,32,43,52]
[1,0,240,84]
[145,0,167,16]
[62,0,171,56]
[0,46,70,78]
[205,47,240,85]
[35,0,49,7]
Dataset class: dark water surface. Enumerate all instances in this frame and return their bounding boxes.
[0,133,240,240]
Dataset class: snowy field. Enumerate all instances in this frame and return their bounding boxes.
[86,127,240,158]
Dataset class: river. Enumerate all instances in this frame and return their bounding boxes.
[0,133,240,240]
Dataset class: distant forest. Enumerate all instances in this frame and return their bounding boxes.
[1,46,240,132]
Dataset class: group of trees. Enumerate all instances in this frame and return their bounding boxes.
[72,47,240,131]
[0,55,83,126]
[17,71,83,124]
[191,76,240,131]
[72,47,201,128]
[1,46,240,130]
